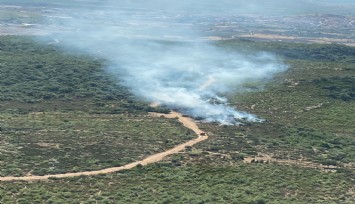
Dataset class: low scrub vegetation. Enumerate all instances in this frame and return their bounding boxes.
[0,36,354,203]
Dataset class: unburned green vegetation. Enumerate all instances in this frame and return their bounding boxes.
[191,41,355,170]
[0,36,354,203]
[0,35,191,177]
[0,163,354,203]
[313,76,355,101]
[0,36,124,102]
[0,36,167,114]
[0,112,194,177]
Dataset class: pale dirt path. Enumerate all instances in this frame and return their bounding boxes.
[243,154,346,172]
[0,111,208,182]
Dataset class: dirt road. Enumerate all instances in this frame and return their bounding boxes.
[0,111,208,182]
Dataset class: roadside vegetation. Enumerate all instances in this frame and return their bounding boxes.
[0,112,194,177]
[0,36,190,177]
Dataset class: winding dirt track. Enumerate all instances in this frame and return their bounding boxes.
[0,111,208,182]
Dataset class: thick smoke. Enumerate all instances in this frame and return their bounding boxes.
[108,41,286,124]
[43,0,287,124]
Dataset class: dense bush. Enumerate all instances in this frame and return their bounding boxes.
[312,77,355,101]
[0,36,354,203]
[0,36,131,102]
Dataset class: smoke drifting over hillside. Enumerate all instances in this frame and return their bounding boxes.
[44,0,287,124]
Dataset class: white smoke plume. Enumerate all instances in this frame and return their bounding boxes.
[42,0,288,125]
